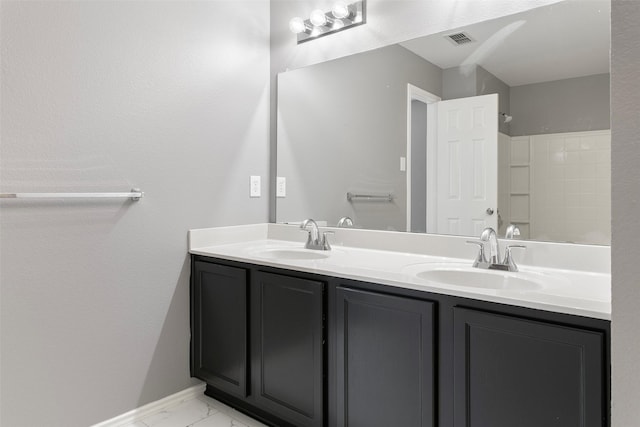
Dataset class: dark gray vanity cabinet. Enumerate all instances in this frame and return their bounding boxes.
[191,256,325,427]
[335,286,435,427]
[191,260,248,398]
[251,271,325,427]
[453,307,606,427]
[192,255,610,427]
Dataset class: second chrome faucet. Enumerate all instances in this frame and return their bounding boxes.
[467,226,525,272]
[300,219,333,250]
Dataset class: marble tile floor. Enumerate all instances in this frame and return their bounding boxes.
[120,394,269,427]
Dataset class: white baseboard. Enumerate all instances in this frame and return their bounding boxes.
[90,382,206,427]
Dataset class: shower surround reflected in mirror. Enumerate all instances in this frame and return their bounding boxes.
[276,0,610,245]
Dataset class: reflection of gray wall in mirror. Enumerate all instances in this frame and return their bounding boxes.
[442,67,477,100]
[442,66,610,137]
[277,45,442,231]
[510,73,610,136]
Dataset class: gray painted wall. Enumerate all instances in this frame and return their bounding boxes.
[276,44,442,231]
[611,1,640,425]
[510,73,611,136]
[0,2,270,426]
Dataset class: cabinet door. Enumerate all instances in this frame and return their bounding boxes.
[336,287,435,427]
[191,261,248,398]
[251,271,324,427]
[453,307,605,427]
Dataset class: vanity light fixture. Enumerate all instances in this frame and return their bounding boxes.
[289,1,366,44]
[288,17,309,34]
[310,9,329,27]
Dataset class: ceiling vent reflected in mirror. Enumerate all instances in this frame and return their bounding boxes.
[445,32,475,46]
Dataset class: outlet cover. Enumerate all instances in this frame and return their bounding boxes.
[277,177,286,198]
[250,176,261,198]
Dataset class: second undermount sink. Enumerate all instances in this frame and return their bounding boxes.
[249,248,331,261]
[403,263,543,291]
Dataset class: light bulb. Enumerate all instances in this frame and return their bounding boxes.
[331,2,350,19]
[333,19,345,30]
[289,17,306,34]
[310,9,327,27]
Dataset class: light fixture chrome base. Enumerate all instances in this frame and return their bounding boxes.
[296,1,366,44]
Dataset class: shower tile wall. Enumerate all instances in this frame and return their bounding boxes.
[519,130,611,245]
[498,132,512,237]
[509,136,532,238]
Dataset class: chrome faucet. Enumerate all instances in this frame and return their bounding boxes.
[467,227,525,272]
[300,219,332,250]
[337,216,354,228]
[505,224,521,239]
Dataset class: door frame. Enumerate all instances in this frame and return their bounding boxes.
[406,84,441,232]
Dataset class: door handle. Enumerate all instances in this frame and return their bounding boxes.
[486,208,494,215]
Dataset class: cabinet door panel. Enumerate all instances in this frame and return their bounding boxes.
[191,261,248,398]
[453,307,605,427]
[251,271,324,427]
[336,287,435,427]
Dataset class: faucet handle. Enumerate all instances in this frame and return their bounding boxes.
[504,244,526,253]
[466,240,487,266]
[503,244,526,272]
[321,231,335,250]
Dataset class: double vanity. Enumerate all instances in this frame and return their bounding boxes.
[189,223,611,427]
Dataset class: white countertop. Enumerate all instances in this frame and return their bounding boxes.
[189,224,611,320]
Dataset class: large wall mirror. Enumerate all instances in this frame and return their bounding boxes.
[276,0,610,245]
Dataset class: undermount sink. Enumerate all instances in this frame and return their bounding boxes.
[417,269,542,291]
[250,248,331,261]
[403,263,543,291]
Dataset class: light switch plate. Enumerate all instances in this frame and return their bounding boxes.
[250,176,261,198]
[400,157,407,172]
[276,177,286,198]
